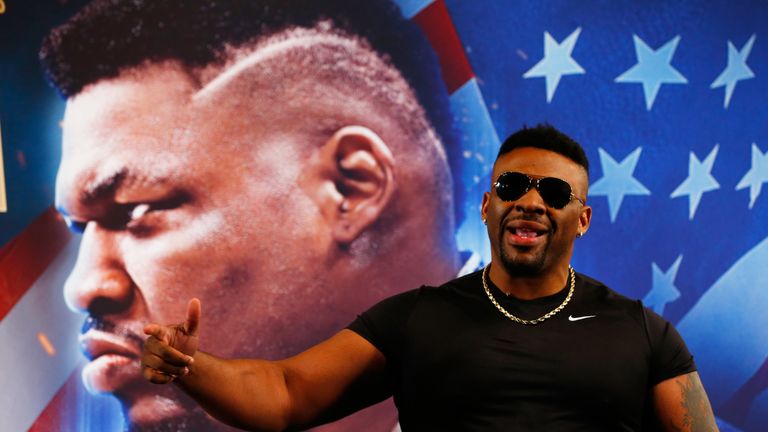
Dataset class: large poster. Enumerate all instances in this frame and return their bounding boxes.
[1,0,766,431]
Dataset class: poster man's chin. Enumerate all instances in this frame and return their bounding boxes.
[84,370,224,432]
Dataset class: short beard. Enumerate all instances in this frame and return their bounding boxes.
[498,231,552,278]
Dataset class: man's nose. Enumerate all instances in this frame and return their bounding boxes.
[63,224,133,316]
[512,188,547,215]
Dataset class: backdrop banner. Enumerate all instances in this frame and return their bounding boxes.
[1,1,765,431]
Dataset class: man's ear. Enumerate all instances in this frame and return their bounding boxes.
[578,205,592,237]
[317,126,396,245]
[480,191,490,224]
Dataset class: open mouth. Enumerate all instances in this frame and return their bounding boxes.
[511,227,546,238]
[505,220,550,246]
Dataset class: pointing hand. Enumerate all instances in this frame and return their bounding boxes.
[141,298,201,384]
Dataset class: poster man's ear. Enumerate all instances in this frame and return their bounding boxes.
[318,126,396,245]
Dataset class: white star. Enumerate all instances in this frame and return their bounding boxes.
[615,35,688,110]
[736,143,768,209]
[643,255,683,315]
[670,145,720,220]
[711,35,756,108]
[589,147,651,223]
[523,27,585,103]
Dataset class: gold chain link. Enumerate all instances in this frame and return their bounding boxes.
[482,264,575,325]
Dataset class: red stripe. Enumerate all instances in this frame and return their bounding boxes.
[0,207,72,321]
[28,367,82,432]
[412,0,474,93]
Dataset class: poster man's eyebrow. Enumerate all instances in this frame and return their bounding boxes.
[54,170,127,217]
[79,168,176,206]
[80,169,128,203]
[56,169,130,231]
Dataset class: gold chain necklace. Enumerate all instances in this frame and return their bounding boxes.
[481,264,575,325]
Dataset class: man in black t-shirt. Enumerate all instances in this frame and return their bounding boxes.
[140,124,718,431]
[348,271,697,430]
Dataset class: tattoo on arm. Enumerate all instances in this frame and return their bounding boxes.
[673,373,718,431]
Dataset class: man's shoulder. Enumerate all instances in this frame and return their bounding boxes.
[351,271,483,331]
[576,272,642,309]
[433,269,484,293]
[359,271,481,315]
[384,270,485,310]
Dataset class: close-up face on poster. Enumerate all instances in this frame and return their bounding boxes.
[0,0,766,431]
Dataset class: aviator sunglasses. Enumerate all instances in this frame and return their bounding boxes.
[493,172,585,209]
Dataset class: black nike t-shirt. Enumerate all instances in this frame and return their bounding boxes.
[347,270,696,431]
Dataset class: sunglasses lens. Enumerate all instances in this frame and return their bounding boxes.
[495,172,530,201]
[538,177,572,209]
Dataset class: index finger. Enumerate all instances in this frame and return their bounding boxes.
[144,337,194,367]
[143,323,168,340]
[184,298,201,336]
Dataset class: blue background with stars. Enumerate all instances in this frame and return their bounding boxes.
[1,0,766,430]
[446,0,767,429]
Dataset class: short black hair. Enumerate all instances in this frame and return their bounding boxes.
[39,0,465,222]
[496,124,589,178]
[39,0,452,140]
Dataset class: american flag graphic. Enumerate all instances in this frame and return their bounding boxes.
[1,0,766,430]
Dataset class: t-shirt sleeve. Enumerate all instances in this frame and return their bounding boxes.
[347,288,422,360]
[642,305,697,385]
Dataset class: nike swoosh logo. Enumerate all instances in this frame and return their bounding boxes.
[568,314,597,321]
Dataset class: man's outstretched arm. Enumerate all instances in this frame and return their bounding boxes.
[141,299,389,432]
[652,371,719,432]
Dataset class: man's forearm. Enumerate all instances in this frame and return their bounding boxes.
[175,351,293,431]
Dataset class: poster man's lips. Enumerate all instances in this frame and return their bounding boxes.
[78,319,142,360]
[80,330,142,361]
[80,316,146,360]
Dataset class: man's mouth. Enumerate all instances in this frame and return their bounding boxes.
[513,228,543,238]
[80,329,141,361]
[505,221,550,246]
[80,316,144,359]
[79,317,145,393]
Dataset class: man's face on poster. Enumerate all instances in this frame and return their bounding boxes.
[55,60,360,426]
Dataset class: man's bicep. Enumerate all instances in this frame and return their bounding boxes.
[278,329,390,428]
[651,371,718,432]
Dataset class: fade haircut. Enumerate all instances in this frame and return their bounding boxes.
[496,124,590,179]
[39,0,464,223]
